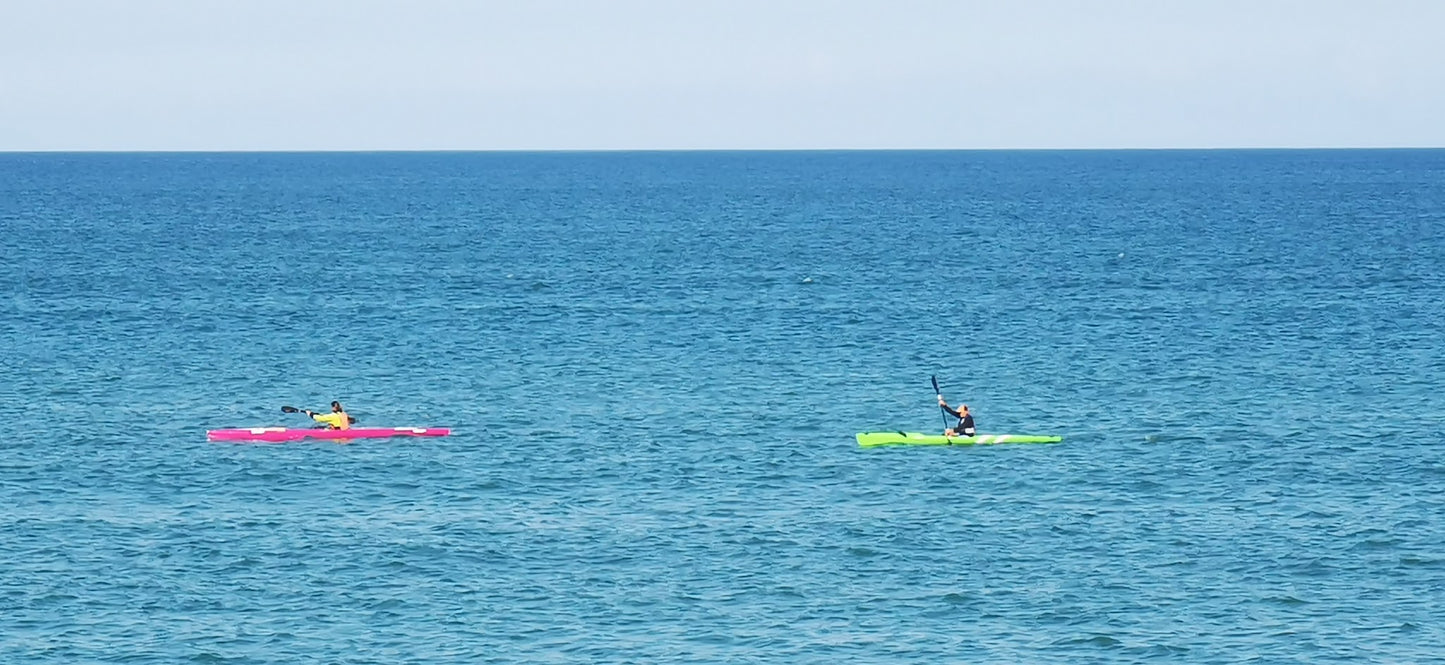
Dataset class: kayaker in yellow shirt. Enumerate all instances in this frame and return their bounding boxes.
[305,401,352,430]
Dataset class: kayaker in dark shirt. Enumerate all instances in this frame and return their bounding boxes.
[936,395,975,437]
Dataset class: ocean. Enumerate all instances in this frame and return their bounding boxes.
[2,150,1442,663]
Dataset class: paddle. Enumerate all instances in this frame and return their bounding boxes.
[931,375,950,432]
[281,405,357,424]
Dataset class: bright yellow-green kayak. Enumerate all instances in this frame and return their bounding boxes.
[856,431,1063,448]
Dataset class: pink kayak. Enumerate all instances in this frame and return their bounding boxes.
[208,427,451,442]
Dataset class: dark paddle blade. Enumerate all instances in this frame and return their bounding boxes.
[931,375,941,396]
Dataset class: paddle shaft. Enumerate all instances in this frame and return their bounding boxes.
[931,376,950,431]
[281,405,356,424]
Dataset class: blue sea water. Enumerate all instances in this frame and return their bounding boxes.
[1,150,1443,663]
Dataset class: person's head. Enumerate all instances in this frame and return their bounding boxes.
[331,401,344,412]
[959,404,969,414]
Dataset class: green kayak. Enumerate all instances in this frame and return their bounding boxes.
[856,431,1064,448]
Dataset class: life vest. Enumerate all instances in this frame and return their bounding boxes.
[312,412,351,430]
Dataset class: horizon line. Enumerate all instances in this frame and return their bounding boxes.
[3,146,1444,154]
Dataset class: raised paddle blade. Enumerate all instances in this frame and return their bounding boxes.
[281,405,300,413]
[931,375,941,396]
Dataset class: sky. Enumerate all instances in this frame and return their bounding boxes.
[1,0,1442,150]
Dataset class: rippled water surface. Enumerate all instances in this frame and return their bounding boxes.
[2,151,1443,663]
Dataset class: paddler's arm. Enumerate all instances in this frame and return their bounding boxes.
[305,411,345,429]
[937,397,962,418]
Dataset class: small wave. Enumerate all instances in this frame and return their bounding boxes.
[1399,555,1443,568]
[1053,634,1122,648]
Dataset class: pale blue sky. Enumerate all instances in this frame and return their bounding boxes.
[2,0,1442,150]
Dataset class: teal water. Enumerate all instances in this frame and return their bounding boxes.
[2,151,1443,662]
